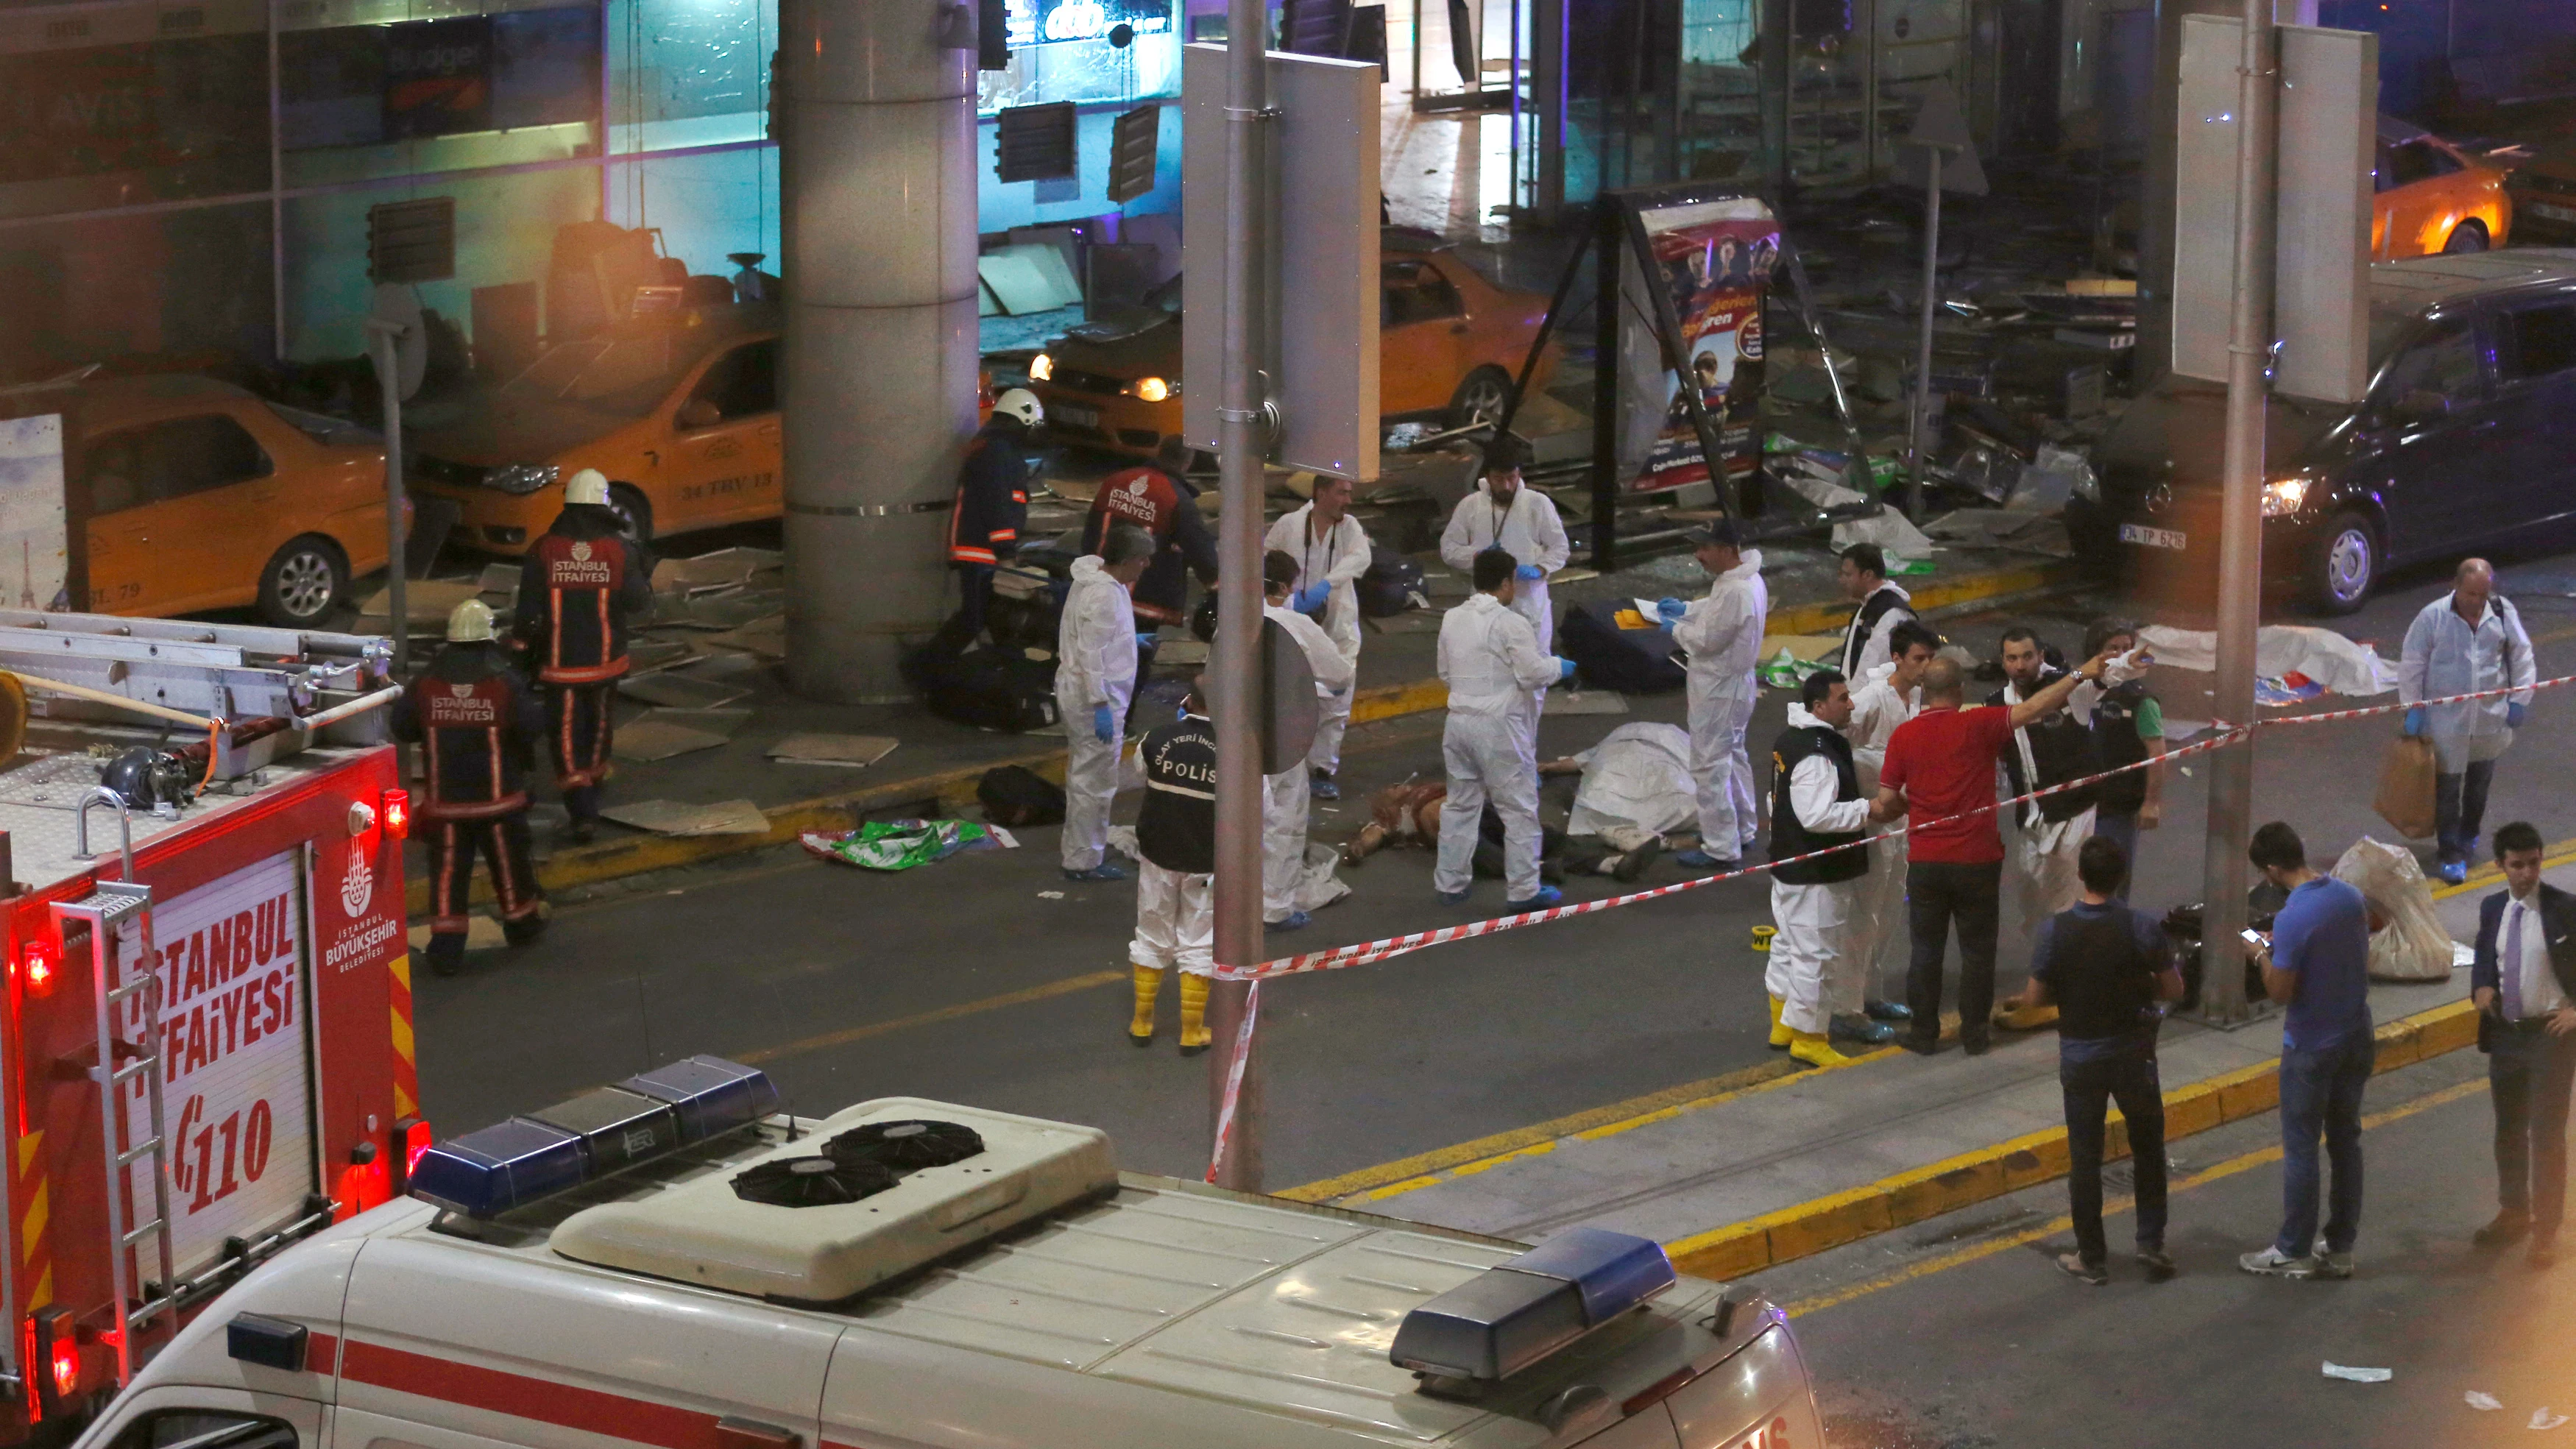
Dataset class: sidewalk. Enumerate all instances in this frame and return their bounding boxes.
[1294,854,2555,1279]
[402,530,2081,915]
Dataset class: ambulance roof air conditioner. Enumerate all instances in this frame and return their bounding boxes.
[550,1097,1117,1303]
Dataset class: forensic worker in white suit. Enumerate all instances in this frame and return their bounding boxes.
[1434,547,1576,909]
[1259,549,1356,931]
[1439,435,1570,651]
[1265,475,1370,800]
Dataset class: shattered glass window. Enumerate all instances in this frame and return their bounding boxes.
[608,0,774,151]
[977,0,1179,116]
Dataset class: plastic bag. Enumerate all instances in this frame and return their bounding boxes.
[2332,836,2455,982]
[2372,735,2438,839]
[801,818,999,871]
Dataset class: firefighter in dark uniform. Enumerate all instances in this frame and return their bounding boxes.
[1083,438,1218,667]
[514,467,652,843]
[394,600,548,976]
[935,388,1044,653]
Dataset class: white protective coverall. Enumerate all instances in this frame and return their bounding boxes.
[1262,600,1357,921]
[1439,481,1571,650]
[1055,555,1137,871]
[1673,549,1768,859]
[1565,722,1697,842]
[1998,673,2095,937]
[2399,589,2536,774]
[1265,503,1372,775]
[1434,592,1560,899]
[1766,704,1875,1036]
[1841,662,1919,1015]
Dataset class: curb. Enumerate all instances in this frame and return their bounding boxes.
[406,559,2080,917]
[1660,996,2481,1282]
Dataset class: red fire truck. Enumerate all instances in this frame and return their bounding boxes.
[0,609,417,1444]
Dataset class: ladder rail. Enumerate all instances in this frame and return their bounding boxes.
[57,879,173,1386]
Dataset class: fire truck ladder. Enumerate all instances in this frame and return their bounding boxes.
[55,787,174,1387]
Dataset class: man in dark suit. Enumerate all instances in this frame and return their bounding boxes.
[2471,820,2576,1268]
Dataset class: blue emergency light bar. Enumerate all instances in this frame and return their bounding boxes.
[1389,1228,1677,1383]
[408,1055,780,1219]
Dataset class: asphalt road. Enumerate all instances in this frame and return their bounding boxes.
[411,543,2576,1191]
[1769,1047,2567,1449]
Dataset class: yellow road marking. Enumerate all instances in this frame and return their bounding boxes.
[733,969,1129,1067]
[1780,1074,2491,1317]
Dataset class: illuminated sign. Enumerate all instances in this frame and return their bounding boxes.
[1006,0,1172,47]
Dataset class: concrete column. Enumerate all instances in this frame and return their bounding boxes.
[782,0,980,703]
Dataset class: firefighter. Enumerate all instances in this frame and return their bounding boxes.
[1083,438,1219,666]
[1128,679,1218,1053]
[394,600,547,976]
[938,388,1044,651]
[514,468,652,843]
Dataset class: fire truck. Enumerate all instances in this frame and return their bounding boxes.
[0,609,414,1445]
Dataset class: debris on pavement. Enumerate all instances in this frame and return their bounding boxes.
[2533,1408,2569,1431]
[601,798,772,836]
[800,818,1008,871]
[611,718,730,763]
[644,707,751,737]
[768,733,899,768]
[1037,890,1065,899]
[626,639,701,675]
[2469,1392,2505,1411]
[618,672,751,709]
[1542,690,1629,717]
[652,547,781,598]
[2321,1363,2393,1384]
[2331,836,2455,982]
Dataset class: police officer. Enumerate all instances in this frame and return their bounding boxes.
[1765,670,1871,1069]
[1128,679,1219,1054]
[394,601,547,976]
[2076,617,2165,895]
[1084,438,1219,662]
[939,388,1044,651]
[514,468,652,843]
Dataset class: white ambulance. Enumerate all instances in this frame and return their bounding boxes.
[68,1058,1825,1449]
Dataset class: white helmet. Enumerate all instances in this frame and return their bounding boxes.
[447,599,496,643]
[993,388,1044,428]
[564,468,609,506]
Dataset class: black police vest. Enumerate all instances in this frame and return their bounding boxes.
[1841,587,1914,678]
[1768,724,1867,885]
[2049,904,2160,1042]
[2090,680,2153,815]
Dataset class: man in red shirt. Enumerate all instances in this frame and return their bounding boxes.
[1875,651,2109,1055]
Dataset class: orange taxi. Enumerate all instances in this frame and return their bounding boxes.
[1030,230,1555,461]
[411,305,782,552]
[2374,115,2512,259]
[41,374,396,626]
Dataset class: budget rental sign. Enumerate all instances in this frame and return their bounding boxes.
[112,851,314,1275]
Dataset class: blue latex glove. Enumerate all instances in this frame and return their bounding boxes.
[1515,563,1543,582]
[2509,701,2527,729]
[1092,704,1116,743]
[1293,582,1331,616]
[1556,657,1578,683]
[2403,706,2425,737]
[1655,597,1687,623]
[1137,630,1158,647]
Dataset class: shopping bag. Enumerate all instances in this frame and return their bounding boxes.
[2331,836,2453,982]
[2371,734,2438,840]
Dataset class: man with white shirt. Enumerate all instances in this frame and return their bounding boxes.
[2401,559,2536,885]
[1657,522,1767,870]
[1836,619,1942,1045]
[1266,475,1372,800]
[1057,525,1155,880]
[1836,542,1916,680]
[1260,550,1356,932]
[1765,670,1873,1069]
[1435,548,1577,909]
[1440,435,1571,650]
[2471,821,2576,1269]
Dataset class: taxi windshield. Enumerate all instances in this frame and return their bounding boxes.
[502,334,684,416]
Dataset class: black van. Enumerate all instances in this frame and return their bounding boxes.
[2071,250,2576,613]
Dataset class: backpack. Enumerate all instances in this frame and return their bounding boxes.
[1356,545,1429,617]
[976,765,1066,826]
[1557,600,1687,694]
[909,643,1061,733]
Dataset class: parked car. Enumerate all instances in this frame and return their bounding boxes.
[46,374,397,626]
[2073,250,2576,613]
[2374,114,2512,259]
[1029,230,1557,461]
[2506,140,2576,246]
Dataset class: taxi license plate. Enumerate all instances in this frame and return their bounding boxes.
[1054,404,1100,428]
[2533,202,2576,224]
[2120,522,2187,550]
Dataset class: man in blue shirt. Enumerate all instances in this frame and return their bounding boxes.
[2003,835,2184,1285]
[2240,821,2377,1279]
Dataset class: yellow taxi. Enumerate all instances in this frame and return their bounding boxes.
[1030,230,1556,461]
[2374,115,2512,259]
[411,305,781,552]
[52,374,396,626]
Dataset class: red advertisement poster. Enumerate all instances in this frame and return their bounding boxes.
[1627,204,1778,493]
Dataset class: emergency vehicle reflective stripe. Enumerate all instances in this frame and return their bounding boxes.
[305,1331,340,1375]
[387,957,419,1120]
[13,1131,51,1311]
[339,1339,762,1449]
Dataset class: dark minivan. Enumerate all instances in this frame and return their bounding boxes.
[2071,250,2576,613]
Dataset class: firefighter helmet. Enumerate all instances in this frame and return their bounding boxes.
[565,468,611,506]
[992,389,1044,428]
[447,599,497,643]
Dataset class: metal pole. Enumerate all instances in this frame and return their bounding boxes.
[1207,0,1270,1191]
[2196,0,2278,1021]
[1412,0,1423,102]
[1590,206,1619,571]
[366,325,409,672]
[1903,144,1946,522]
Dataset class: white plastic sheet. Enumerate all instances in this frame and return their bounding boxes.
[2137,623,2401,698]
[2332,836,2458,982]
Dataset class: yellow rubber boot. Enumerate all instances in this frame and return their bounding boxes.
[1788,1030,1851,1069]
[1768,993,1792,1049]
[1178,974,1213,1055]
[1128,964,1161,1045]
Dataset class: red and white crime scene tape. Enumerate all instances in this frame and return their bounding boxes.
[1204,980,1261,1183]
[1201,665,2566,1177]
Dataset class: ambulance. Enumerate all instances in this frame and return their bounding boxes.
[0,609,416,1445]
[65,1063,1826,1449]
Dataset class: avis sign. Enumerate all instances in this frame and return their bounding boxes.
[113,851,314,1275]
